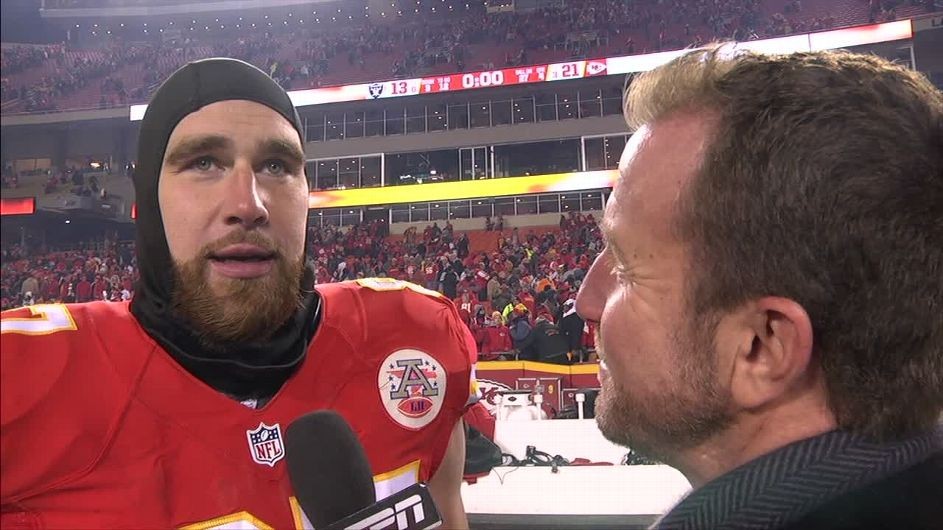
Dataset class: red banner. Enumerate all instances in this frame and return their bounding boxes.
[0,197,36,216]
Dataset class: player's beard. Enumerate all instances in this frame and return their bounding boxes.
[594,316,733,464]
[171,230,304,349]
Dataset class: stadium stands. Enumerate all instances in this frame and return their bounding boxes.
[3,0,930,113]
[0,213,601,361]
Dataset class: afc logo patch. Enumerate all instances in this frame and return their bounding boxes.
[246,422,285,467]
[368,82,384,99]
[378,349,446,430]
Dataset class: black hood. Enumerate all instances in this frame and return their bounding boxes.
[130,57,319,400]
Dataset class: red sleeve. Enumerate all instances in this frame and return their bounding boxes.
[1,304,126,504]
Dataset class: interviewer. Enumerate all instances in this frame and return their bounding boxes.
[576,46,942,529]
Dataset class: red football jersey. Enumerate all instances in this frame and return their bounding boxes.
[1,279,474,529]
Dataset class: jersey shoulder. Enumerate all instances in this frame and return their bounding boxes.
[315,278,475,366]
[1,302,146,501]
[0,302,137,382]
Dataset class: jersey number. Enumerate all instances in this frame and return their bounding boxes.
[355,278,442,298]
[0,304,77,336]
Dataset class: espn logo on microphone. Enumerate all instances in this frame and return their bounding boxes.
[325,483,442,530]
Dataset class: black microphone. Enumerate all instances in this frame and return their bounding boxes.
[285,410,376,528]
[285,411,443,530]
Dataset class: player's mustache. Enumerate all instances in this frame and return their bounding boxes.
[200,230,281,260]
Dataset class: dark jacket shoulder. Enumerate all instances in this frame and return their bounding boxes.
[782,451,943,530]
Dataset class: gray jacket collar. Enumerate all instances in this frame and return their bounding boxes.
[654,426,942,530]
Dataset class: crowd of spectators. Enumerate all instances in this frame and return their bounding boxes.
[1,163,115,200]
[1,237,136,311]
[0,45,65,76]
[1,212,601,362]
[4,0,920,113]
[2,42,153,111]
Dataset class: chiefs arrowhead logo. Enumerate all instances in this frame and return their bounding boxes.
[586,61,607,76]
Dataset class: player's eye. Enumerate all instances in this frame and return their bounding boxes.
[187,156,218,172]
[262,159,287,176]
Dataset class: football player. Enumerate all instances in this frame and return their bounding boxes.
[1,58,474,529]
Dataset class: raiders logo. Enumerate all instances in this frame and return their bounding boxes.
[378,349,446,430]
[368,82,384,99]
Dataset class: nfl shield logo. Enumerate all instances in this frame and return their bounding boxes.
[246,422,285,467]
[368,83,384,99]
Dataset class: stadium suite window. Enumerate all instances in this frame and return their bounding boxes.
[386,106,406,135]
[326,111,345,141]
[449,200,471,219]
[538,194,561,214]
[494,139,580,177]
[386,150,457,185]
[365,108,384,137]
[342,209,361,226]
[410,203,430,222]
[558,91,578,120]
[561,194,581,211]
[448,104,469,130]
[515,195,538,215]
[581,191,603,211]
[578,89,603,119]
[345,111,365,139]
[430,202,448,221]
[602,85,623,116]
[306,112,325,143]
[492,99,512,126]
[316,160,339,190]
[584,135,628,171]
[472,199,493,218]
[494,197,515,216]
[319,208,341,227]
[428,103,448,132]
[536,93,558,122]
[470,101,491,128]
[513,97,536,124]
[392,204,410,223]
[406,103,426,134]
[460,148,488,181]
[305,162,317,190]
[338,158,359,189]
[361,157,382,188]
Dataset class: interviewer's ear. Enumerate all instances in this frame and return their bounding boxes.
[716,297,815,410]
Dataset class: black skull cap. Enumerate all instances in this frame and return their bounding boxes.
[132,57,305,307]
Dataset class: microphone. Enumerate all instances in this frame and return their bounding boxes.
[285,411,443,530]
